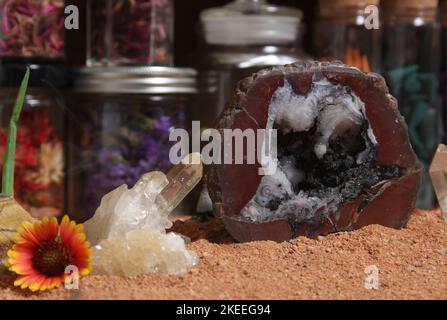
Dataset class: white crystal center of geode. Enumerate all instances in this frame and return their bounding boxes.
[241,77,378,224]
[268,79,367,159]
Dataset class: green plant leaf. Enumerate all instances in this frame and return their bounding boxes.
[2,68,30,196]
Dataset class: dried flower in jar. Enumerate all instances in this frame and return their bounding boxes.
[0,107,64,218]
[0,0,65,58]
[81,111,186,217]
[344,45,371,73]
[89,0,173,66]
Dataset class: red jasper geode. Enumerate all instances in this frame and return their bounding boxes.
[206,61,423,242]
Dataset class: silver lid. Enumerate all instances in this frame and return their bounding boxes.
[75,66,197,94]
[202,15,301,45]
[201,0,302,45]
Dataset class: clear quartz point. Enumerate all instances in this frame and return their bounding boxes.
[156,153,203,213]
[429,144,447,222]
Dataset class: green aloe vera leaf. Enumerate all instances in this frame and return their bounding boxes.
[1,68,30,197]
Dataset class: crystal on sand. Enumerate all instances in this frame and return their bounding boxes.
[84,153,202,276]
[429,144,447,222]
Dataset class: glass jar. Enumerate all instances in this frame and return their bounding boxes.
[194,0,310,130]
[87,0,174,67]
[0,0,65,61]
[382,0,441,208]
[441,0,447,143]
[314,0,381,72]
[68,67,196,221]
[0,64,66,218]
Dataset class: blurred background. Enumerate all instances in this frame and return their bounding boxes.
[63,0,318,67]
[0,0,444,221]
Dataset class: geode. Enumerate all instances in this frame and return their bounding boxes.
[206,61,423,242]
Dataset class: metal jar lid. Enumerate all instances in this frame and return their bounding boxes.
[201,0,302,46]
[202,15,301,46]
[0,64,68,88]
[74,66,197,94]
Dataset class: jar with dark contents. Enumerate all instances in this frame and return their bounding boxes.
[382,0,441,208]
[441,0,447,143]
[314,0,381,72]
[0,65,66,218]
[0,0,65,61]
[68,67,196,221]
[87,0,173,66]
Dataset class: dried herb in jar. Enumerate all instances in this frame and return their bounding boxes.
[314,0,381,72]
[89,0,173,66]
[382,0,440,208]
[0,0,65,58]
[344,45,371,72]
[0,107,64,218]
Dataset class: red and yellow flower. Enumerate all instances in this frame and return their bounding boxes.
[7,215,92,292]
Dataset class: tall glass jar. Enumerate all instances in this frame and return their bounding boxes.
[382,0,441,208]
[0,64,66,218]
[195,0,310,130]
[0,0,65,61]
[68,67,196,222]
[441,0,447,142]
[314,0,381,72]
[87,0,174,67]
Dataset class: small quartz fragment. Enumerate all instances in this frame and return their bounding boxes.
[429,144,447,222]
[84,154,202,276]
[196,184,213,213]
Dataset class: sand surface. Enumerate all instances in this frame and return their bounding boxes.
[0,209,446,300]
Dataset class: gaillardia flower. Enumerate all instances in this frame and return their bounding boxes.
[7,216,91,292]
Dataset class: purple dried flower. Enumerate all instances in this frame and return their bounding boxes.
[82,112,187,217]
[155,115,172,132]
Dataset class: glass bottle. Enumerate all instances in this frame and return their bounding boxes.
[441,0,447,143]
[194,0,310,130]
[87,0,174,67]
[314,0,381,72]
[0,64,67,218]
[382,0,441,208]
[68,66,197,221]
[0,0,65,61]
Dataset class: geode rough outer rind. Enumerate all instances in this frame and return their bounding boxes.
[206,61,423,242]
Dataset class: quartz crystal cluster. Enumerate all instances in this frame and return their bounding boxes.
[84,154,202,276]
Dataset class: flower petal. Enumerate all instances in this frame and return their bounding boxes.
[9,215,91,292]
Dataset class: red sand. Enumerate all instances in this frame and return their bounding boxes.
[0,209,446,300]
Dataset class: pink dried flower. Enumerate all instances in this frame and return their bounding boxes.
[0,0,65,58]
